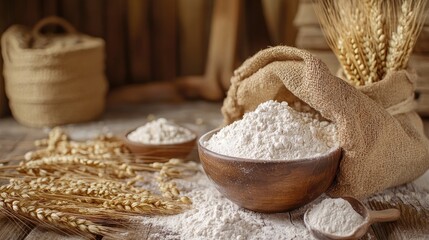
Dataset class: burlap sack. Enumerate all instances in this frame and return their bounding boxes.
[222,46,429,198]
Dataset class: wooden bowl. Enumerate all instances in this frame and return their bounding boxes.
[198,128,342,213]
[122,129,197,161]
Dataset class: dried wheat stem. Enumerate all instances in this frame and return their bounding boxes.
[10,177,150,200]
[0,190,113,236]
[314,0,427,85]
[0,128,197,238]
[362,36,379,84]
[337,39,361,85]
[387,0,412,70]
[366,0,387,77]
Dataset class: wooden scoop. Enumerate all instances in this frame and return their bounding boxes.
[304,197,400,240]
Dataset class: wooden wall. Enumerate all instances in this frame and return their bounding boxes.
[0,0,299,114]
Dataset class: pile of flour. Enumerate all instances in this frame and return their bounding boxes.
[204,100,338,160]
[139,171,314,240]
[306,198,365,236]
[128,118,195,144]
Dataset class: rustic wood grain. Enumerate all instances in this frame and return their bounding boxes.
[0,124,45,164]
[102,224,165,240]
[200,0,241,99]
[25,227,86,240]
[167,0,234,101]
[177,0,209,76]
[81,0,103,38]
[282,0,299,46]
[0,216,33,240]
[365,184,429,239]
[42,0,58,16]
[127,0,151,83]
[0,0,12,117]
[40,0,59,34]
[59,0,81,31]
[107,81,184,104]
[25,0,43,27]
[0,0,302,93]
[150,0,177,82]
[262,0,283,45]
[294,0,319,27]
[105,0,127,87]
[0,136,23,160]
[242,0,272,60]
[295,26,330,50]
[416,27,429,53]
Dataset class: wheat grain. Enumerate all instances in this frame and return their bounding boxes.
[314,0,428,85]
[9,176,150,201]
[0,189,114,236]
[362,36,378,84]
[387,0,412,70]
[365,0,387,78]
[0,128,198,237]
[336,41,359,85]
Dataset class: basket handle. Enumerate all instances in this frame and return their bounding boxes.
[32,16,77,39]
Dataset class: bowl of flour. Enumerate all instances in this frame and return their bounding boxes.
[198,100,341,212]
[124,118,196,161]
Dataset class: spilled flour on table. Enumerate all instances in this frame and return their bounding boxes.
[138,171,314,240]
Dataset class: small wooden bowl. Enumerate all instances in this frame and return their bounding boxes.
[198,128,342,213]
[122,129,197,161]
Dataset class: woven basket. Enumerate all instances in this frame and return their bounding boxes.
[1,16,108,127]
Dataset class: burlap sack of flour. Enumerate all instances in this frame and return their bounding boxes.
[222,46,429,198]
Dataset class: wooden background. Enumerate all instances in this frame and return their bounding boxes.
[0,0,298,86]
[0,0,299,116]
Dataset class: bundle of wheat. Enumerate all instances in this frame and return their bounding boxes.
[0,128,197,238]
[314,0,428,86]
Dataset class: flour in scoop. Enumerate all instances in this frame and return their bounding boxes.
[307,198,365,236]
[204,100,338,160]
[128,118,195,144]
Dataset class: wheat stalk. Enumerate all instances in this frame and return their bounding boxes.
[314,0,428,85]
[391,0,427,70]
[0,128,198,238]
[336,40,360,85]
[0,189,116,237]
[365,0,387,78]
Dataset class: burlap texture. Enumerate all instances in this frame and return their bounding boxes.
[1,17,107,127]
[222,46,429,198]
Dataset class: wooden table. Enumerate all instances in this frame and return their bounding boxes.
[0,102,428,240]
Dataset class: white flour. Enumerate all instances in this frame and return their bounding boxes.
[307,198,365,236]
[128,118,195,144]
[139,171,314,240]
[204,100,338,160]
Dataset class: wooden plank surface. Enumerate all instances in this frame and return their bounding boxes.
[0,102,428,239]
[0,0,13,117]
[365,184,429,239]
[59,0,82,31]
[24,0,43,28]
[42,0,58,16]
[105,0,127,87]
[81,0,103,38]
[242,0,272,61]
[0,216,33,240]
[177,0,209,76]
[127,0,151,83]
[150,0,177,81]
[25,227,86,240]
